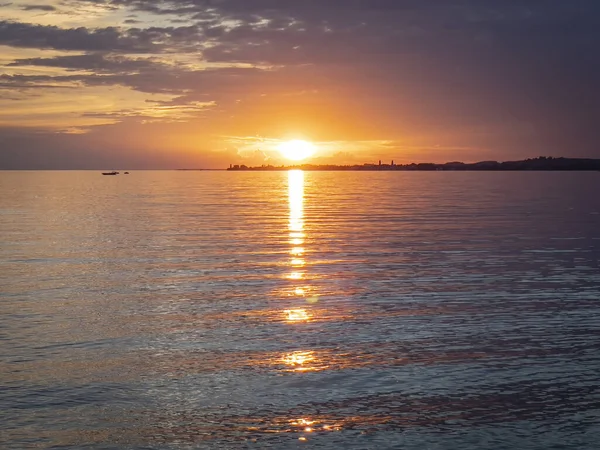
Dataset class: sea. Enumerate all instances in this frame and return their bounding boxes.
[1,170,600,449]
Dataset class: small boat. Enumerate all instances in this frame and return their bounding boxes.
[124,172,130,174]
[102,171,119,175]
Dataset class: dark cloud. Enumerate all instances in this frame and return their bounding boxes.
[0,20,156,52]
[182,0,600,154]
[2,0,600,168]
[0,20,205,53]
[8,53,170,74]
[20,4,56,11]
[0,73,79,90]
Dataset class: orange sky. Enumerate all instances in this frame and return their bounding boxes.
[1,1,600,168]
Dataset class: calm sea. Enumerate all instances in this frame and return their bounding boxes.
[1,170,600,449]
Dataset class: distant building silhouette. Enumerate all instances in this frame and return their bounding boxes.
[225,156,600,171]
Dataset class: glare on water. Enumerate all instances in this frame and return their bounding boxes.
[1,170,600,449]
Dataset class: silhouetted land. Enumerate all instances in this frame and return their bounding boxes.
[227,157,600,171]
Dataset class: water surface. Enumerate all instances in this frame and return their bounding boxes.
[1,170,600,449]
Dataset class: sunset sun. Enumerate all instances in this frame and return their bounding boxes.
[278,140,316,161]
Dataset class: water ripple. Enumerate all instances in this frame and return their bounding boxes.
[1,171,600,449]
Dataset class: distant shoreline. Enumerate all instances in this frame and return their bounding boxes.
[226,157,600,172]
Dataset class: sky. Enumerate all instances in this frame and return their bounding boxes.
[1,0,600,169]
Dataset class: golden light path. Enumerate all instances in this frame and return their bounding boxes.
[284,170,310,324]
[279,171,343,441]
[288,169,304,235]
[283,172,321,378]
[284,170,312,319]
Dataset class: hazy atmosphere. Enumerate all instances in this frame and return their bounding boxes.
[2,0,600,168]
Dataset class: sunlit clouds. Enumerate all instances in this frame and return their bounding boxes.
[0,84,215,129]
[222,136,401,166]
[2,1,600,167]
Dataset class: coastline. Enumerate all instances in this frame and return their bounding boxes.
[226,157,600,171]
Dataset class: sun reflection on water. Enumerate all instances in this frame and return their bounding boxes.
[284,309,311,323]
[288,169,306,247]
[281,351,317,371]
[280,170,325,375]
[290,418,343,433]
[285,170,314,295]
[288,169,304,224]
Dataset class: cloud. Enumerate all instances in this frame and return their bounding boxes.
[0,20,208,53]
[2,0,600,168]
[0,20,155,52]
[20,4,56,11]
[8,53,170,74]
[0,73,80,90]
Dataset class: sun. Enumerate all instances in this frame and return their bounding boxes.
[278,140,316,161]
